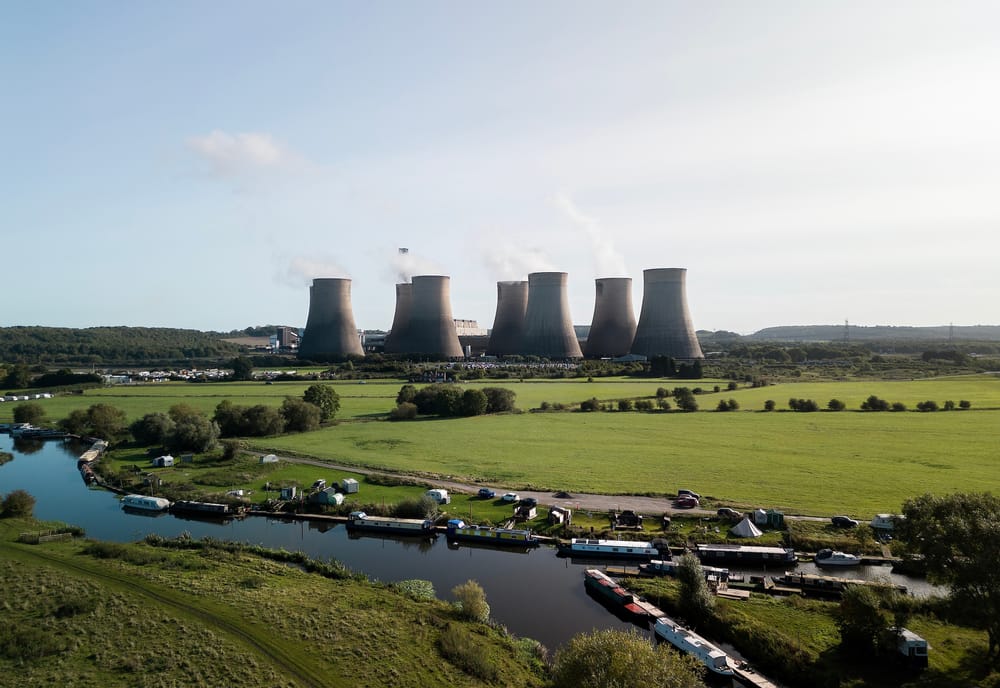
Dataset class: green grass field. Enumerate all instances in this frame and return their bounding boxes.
[5,374,1000,517]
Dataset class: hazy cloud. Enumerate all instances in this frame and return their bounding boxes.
[388,248,443,283]
[187,130,304,177]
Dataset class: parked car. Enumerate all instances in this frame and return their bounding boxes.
[717,507,741,519]
[673,496,699,509]
[678,488,701,500]
[520,497,538,508]
[501,492,520,503]
[477,488,496,499]
[832,515,860,528]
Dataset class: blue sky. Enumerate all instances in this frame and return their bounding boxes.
[3,1,997,334]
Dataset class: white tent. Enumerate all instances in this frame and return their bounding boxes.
[730,517,764,538]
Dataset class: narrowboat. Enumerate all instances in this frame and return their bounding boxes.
[170,500,244,518]
[695,543,796,565]
[346,511,435,536]
[654,616,735,676]
[583,569,645,617]
[777,571,907,597]
[639,558,730,581]
[558,538,660,560]
[121,494,171,512]
[446,519,540,547]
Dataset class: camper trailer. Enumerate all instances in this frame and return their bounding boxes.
[425,489,450,505]
[893,628,929,668]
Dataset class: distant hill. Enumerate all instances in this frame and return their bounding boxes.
[747,325,1000,343]
[0,326,241,365]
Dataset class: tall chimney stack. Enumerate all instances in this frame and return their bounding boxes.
[630,268,703,360]
[390,275,463,357]
[521,272,583,359]
[486,280,528,356]
[298,278,364,358]
[584,277,637,358]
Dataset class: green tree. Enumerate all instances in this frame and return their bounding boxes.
[673,388,698,412]
[452,580,490,623]
[433,386,464,417]
[481,387,516,413]
[166,405,220,453]
[3,364,31,388]
[12,402,45,426]
[396,384,418,405]
[460,389,488,417]
[897,492,1000,661]
[303,384,340,421]
[389,402,418,420]
[281,397,321,432]
[551,628,706,688]
[764,399,776,412]
[230,356,255,381]
[130,412,175,446]
[617,399,634,412]
[861,395,890,411]
[838,584,890,656]
[59,409,90,435]
[677,552,715,622]
[85,404,128,440]
[828,398,846,411]
[1,489,36,518]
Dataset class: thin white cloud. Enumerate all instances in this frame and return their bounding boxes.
[187,130,304,177]
[481,242,555,281]
[388,248,444,283]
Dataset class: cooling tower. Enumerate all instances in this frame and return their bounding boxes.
[485,281,528,356]
[520,272,583,359]
[584,277,637,358]
[298,278,364,358]
[630,268,704,360]
[383,283,413,354]
[390,275,463,357]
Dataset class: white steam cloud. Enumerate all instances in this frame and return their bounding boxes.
[389,248,443,283]
[554,192,628,277]
[187,130,302,177]
[277,255,350,288]
[482,244,556,281]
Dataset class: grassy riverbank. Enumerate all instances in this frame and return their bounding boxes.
[0,517,547,687]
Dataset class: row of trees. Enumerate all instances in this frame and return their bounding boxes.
[392,384,516,419]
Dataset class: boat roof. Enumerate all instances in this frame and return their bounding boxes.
[697,543,792,554]
[573,538,656,548]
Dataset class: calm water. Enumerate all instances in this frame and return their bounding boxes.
[0,434,934,683]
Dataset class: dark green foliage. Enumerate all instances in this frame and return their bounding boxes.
[916,400,939,412]
[166,405,219,452]
[551,628,706,688]
[229,356,255,381]
[827,398,846,411]
[0,326,241,366]
[634,400,653,411]
[676,552,714,621]
[130,412,176,445]
[960,399,972,409]
[673,388,698,412]
[394,496,439,519]
[303,384,340,421]
[890,401,907,412]
[281,397,321,432]
[60,403,129,440]
[481,387,516,413]
[1,489,36,518]
[716,399,738,411]
[617,399,633,412]
[390,402,418,420]
[452,580,491,623]
[898,492,1000,660]
[460,389,488,417]
[396,384,417,405]
[214,401,285,436]
[437,623,498,681]
[943,399,956,411]
[655,387,669,398]
[788,398,819,412]
[2,363,31,387]
[12,402,45,425]
[861,395,890,411]
[764,399,776,411]
[649,356,677,377]
[838,585,892,656]
[0,624,67,660]
[30,369,102,388]
[221,439,244,460]
[579,397,600,412]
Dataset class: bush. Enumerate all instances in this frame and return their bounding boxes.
[916,400,939,412]
[1,489,35,518]
[827,398,846,411]
[393,579,436,601]
[861,395,890,411]
[657,398,671,411]
[959,399,972,409]
[394,496,439,520]
[890,402,907,412]
[579,397,600,412]
[452,579,490,622]
[389,402,418,421]
[12,402,45,425]
[764,399,776,411]
[617,399,634,412]
[438,623,498,681]
[482,387,516,413]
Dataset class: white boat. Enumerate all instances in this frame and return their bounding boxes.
[121,494,171,511]
[346,511,435,536]
[559,538,659,559]
[653,616,734,676]
[814,548,862,567]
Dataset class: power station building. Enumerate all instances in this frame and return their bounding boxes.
[298,278,364,358]
[583,277,637,358]
[630,268,704,360]
[520,272,583,359]
[384,275,463,357]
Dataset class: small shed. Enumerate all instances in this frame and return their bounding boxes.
[753,508,784,529]
[260,454,279,464]
[280,486,297,500]
[549,505,572,525]
[425,488,450,504]
[308,488,344,506]
[893,627,929,668]
[152,455,175,468]
[341,478,359,494]
[514,504,537,520]
[613,510,644,529]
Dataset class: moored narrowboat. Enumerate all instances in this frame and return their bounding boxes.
[446,519,539,547]
[654,616,735,676]
[558,538,660,560]
[583,569,645,617]
[695,543,796,565]
[346,511,436,536]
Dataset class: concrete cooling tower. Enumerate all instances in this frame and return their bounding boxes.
[389,275,463,357]
[630,268,704,360]
[584,277,637,358]
[382,283,413,354]
[298,278,364,358]
[485,280,528,356]
[520,272,583,359]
